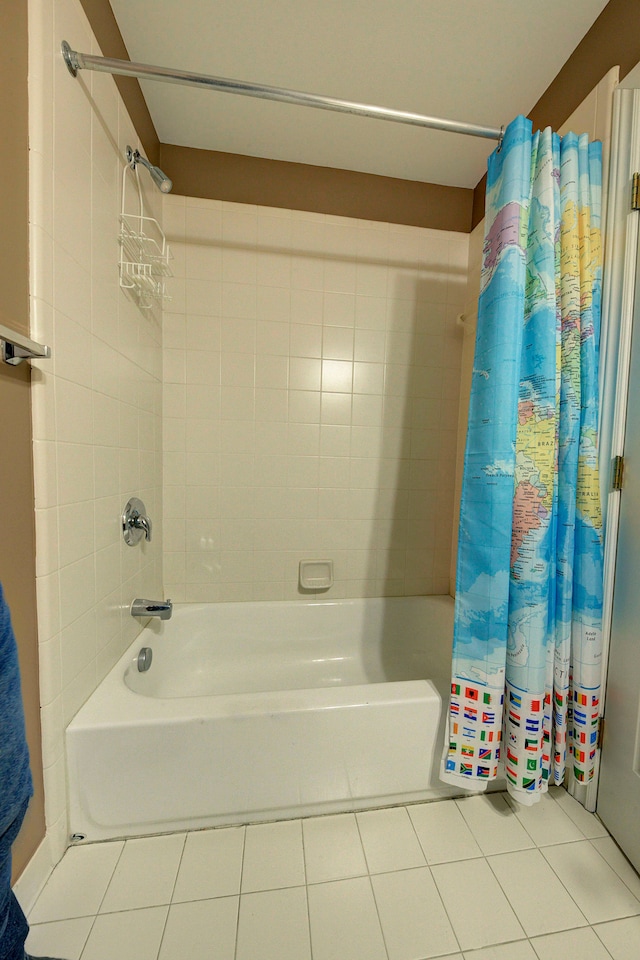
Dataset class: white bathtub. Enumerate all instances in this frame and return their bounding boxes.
[67,595,462,841]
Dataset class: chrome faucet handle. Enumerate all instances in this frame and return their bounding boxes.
[122,497,152,546]
[132,513,152,541]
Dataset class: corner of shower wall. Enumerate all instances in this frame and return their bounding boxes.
[449,220,484,598]
[28,0,164,863]
[161,194,469,604]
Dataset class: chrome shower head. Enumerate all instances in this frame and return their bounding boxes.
[125,146,173,193]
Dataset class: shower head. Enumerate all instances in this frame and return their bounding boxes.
[125,146,173,193]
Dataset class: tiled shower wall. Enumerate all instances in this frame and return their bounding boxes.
[29,0,163,859]
[162,197,468,602]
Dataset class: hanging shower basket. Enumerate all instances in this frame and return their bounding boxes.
[119,163,172,310]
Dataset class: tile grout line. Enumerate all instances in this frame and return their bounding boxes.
[300,819,315,960]
[587,835,640,904]
[352,812,391,960]
[590,919,631,959]
[537,838,633,930]
[154,832,188,960]
[78,839,127,960]
[232,825,248,960]
[483,844,590,940]
[401,804,465,957]
[29,796,640,960]
[465,792,609,945]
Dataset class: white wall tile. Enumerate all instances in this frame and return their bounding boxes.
[162,200,466,603]
[30,0,164,857]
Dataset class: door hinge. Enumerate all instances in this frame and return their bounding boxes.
[633,173,640,211]
[597,716,605,751]
[612,455,625,491]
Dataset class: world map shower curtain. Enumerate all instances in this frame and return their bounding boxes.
[441,115,603,806]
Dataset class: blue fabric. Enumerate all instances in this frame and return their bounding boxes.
[0,581,34,960]
[0,581,33,835]
[0,799,30,960]
[441,118,603,804]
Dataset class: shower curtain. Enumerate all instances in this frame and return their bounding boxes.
[441,115,603,806]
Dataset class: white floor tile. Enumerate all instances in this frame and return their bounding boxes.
[356,807,426,874]
[308,876,387,960]
[550,786,609,838]
[371,866,459,960]
[81,905,169,960]
[591,836,640,900]
[593,915,640,960]
[236,886,311,960]
[158,897,239,960]
[504,791,584,846]
[25,916,94,960]
[542,839,640,924]
[172,826,245,901]
[530,925,613,959]
[28,841,124,923]
[100,833,186,913]
[241,819,305,892]
[488,848,587,937]
[455,795,535,856]
[408,799,483,864]
[302,813,367,883]
[462,942,537,960]
[24,796,635,960]
[431,857,525,952]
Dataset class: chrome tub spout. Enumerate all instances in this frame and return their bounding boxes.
[131,598,173,620]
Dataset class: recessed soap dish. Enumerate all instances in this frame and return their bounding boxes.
[299,559,334,591]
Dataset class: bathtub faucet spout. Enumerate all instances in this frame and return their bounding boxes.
[131,598,173,620]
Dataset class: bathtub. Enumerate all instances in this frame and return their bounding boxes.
[67,595,466,841]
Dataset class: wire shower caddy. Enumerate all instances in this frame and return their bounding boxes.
[119,160,172,310]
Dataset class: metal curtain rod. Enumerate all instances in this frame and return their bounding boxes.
[61,41,503,143]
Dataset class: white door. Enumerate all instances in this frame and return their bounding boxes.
[597,239,640,872]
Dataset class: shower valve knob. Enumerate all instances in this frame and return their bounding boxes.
[122,497,153,546]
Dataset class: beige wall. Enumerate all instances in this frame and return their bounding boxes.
[0,3,30,336]
[163,197,468,602]
[29,0,164,860]
[1,2,46,881]
[1,363,46,883]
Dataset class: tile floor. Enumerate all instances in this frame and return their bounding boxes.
[23,787,640,960]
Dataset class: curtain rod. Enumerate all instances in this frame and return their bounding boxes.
[61,41,503,143]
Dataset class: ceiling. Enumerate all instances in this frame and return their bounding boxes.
[109,0,609,190]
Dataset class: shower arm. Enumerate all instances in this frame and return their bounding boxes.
[61,41,504,145]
